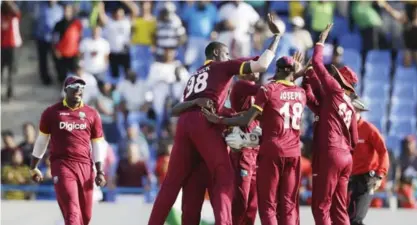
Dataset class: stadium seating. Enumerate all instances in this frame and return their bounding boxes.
[366,50,392,67]
[363,63,391,83]
[389,101,417,120]
[269,1,289,13]
[330,16,350,41]
[391,83,417,104]
[362,100,388,120]
[342,49,362,76]
[396,50,417,66]
[389,118,417,138]
[384,135,401,157]
[362,84,390,104]
[339,33,362,51]
[394,66,417,83]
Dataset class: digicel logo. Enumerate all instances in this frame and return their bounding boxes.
[59,122,87,131]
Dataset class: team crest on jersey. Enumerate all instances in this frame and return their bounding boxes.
[79,112,86,120]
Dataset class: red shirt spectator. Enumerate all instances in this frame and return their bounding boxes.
[116,143,150,188]
[1,9,22,48]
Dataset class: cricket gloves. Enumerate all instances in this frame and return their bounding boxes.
[225,127,261,150]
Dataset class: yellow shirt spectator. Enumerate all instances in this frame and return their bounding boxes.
[131,17,157,46]
[1,164,31,200]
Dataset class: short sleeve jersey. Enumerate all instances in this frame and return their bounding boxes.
[183,60,245,112]
[39,100,104,164]
[229,79,260,132]
[253,81,306,157]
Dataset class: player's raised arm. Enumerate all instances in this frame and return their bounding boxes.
[301,67,321,114]
[239,13,282,75]
[311,23,341,93]
[30,109,52,183]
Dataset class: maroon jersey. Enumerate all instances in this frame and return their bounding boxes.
[229,80,260,132]
[183,60,245,112]
[39,100,104,164]
[253,80,306,157]
[311,44,358,151]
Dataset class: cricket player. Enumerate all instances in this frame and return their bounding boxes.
[348,96,389,225]
[309,24,359,225]
[29,76,107,225]
[148,13,283,225]
[203,55,307,225]
[228,74,261,225]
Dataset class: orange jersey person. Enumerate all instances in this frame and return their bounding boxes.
[348,96,389,225]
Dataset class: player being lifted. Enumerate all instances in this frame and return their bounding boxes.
[29,76,107,225]
[308,24,359,225]
[203,54,307,225]
[148,13,282,225]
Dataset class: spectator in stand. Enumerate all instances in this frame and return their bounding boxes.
[348,97,389,225]
[118,125,150,160]
[379,1,404,51]
[182,0,218,70]
[308,1,335,42]
[379,1,417,67]
[116,142,151,189]
[154,2,187,61]
[18,122,37,165]
[1,1,22,101]
[289,16,313,53]
[325,46,345,71]
[1,130,20,165]
[351,1,387,51]
[396,135,417,208]
[131,1,156,48]
[98,1,138,78]
[95,82,119,145]
[116,69,149,115]
[79,25,110,83]
[61,62,99,105]
[52,4,82,84]
[155,142,172,186]
[33,0,63,86]
[1,150,31,200]
[147,48,188,132]
[217,0,260,57]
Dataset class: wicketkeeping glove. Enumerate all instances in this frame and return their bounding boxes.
[225,127,260,150]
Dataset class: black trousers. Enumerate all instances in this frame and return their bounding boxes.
[36,39,55,85]
[54,56,77,84]
[1,47,17,98]
[348,174,374,225]
[109,52,130,78]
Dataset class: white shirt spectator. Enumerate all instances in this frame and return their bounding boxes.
[146,61,188,117]
[62,72,99,105]
[79,36,110,75]
[103,17,131,53]
[218,2,259,36]
[116,79,148,112]
[290,17,313,52]
[218,2,259,57]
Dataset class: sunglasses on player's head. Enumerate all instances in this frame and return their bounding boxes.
[66,83,85,89]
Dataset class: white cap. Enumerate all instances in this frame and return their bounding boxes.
[291,16,305,28]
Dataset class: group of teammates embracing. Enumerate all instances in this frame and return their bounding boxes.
[148,13,366,225]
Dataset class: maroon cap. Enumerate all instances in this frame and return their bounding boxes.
[276,56,295,69]
[331,65,356,93]
[339,66,358,87]
[64,76,86,87]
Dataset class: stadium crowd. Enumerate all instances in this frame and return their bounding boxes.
[1,0,417,209]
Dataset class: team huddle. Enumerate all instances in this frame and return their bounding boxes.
[27,13,366,225]
[149,15,360,225]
